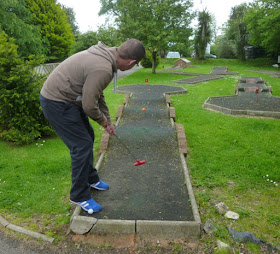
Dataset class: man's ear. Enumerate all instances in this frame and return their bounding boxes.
[128,59,137,65]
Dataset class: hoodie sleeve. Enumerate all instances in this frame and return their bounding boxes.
[98,93,112,125]
[82,69,113,124]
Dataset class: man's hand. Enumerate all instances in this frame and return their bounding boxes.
[101,120,115,135]
[101,119,116,135]
[105,124,115,135]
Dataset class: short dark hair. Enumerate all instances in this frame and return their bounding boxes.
[118,39,146,62]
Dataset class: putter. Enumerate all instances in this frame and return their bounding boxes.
[114,134,146,166]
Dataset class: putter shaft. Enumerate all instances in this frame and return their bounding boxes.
[114,134,138,160]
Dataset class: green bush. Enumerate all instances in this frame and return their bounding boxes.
[69,31,98,56]
[0,31,54,144]
[140,50,161,68]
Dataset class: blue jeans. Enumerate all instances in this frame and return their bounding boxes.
[40,94,99,202]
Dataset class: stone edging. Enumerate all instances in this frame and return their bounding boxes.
[0,215,55,243]
[70,87,201,240]
[164,90,201,225]
[203,96,280,119]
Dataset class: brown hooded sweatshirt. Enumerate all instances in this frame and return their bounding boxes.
[40,42,117,125]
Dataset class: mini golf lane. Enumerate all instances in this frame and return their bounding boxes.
[70,85,201,240]
[93,85,192,221]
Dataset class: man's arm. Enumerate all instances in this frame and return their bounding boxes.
[98,93,111,124]
[98,93,115,135]
[82,69,112,125]
[82,69,115,135]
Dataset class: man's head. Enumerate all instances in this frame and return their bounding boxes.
[117,39,146,71]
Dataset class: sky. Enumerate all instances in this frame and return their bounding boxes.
[57,0,254,34]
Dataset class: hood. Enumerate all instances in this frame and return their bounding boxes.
[87,42,117,72]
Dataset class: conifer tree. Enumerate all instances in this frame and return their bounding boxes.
[0,31,53,144]
[25,0,75,62]
[0,0,44,57]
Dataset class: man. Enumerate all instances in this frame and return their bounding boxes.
[40,39,146,214]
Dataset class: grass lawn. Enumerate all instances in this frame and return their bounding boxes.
[0,58,279,252]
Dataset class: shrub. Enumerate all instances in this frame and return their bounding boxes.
[0,31,54,144]
[140,50,161,68]
[214,36,237,59]
[69,31,98,56]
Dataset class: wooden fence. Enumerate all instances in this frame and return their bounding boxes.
[34,63,60,75]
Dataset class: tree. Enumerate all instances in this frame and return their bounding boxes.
[0,31,53,144]
[194,9,212,60]
[226,4,249,60]
[25,0,75,62]
[141,49,161,68]
[69,31,98,55]
[61,5,80,38]
[0,0,45,57]
[69,25,121,56]
[214,34,236,59]
[245,0,280,58]
[99,0,194,73]
[97,25,122,47]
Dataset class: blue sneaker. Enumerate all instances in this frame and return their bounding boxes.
[90,180,109,190]
[70,198,102,214]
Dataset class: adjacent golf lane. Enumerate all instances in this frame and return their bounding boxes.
[84,85,194,221]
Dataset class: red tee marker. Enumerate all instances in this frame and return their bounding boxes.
[145,77,150,89]
[256,86,260,104]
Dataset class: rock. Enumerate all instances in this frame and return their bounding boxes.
[215,202,229,215]
[203,219,217,234]
[228,228,261,244]
[217,240,230,250]
[228,228,280,252]
[225,211,239,220]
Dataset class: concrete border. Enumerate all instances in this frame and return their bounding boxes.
[136,220,200,237]
[203,96,280,119]
[0,215,55,243]
[180,153,201,224]
[70,86,201,239]
[164,90,201,230]
[91,219,135,234]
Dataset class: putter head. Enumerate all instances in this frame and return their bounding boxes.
[134,160,146,166]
